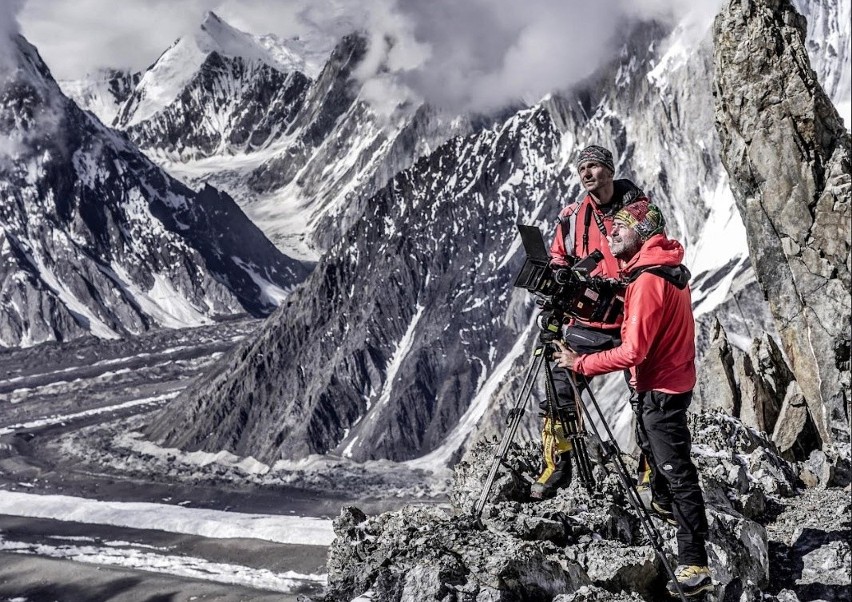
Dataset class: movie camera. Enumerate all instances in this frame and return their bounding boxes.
[513,224,624,329]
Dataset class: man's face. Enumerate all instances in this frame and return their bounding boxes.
[578,161,614,199]
[609,219,643,260]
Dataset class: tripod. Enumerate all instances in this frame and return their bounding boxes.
[473,330,594,520]
[472,333,690,602]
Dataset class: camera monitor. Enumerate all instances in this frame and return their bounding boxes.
[516,224,550,261]
[514,224,552,292]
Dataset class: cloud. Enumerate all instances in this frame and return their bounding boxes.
[17,0,723,112]
[0,0,24,76]
[348,0,725,113]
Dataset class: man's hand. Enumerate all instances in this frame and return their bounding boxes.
[552,340,580,369]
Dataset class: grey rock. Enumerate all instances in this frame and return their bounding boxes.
[799,539,851,586]
[736,335,789,436]
[553,585,645,601]
[694,319,739,416]
[705,507,769,593]
[772,381,823,462]
[714,0,852,448]
[562,542,658,598]
[798,449,834,489]
[325,504,586,602]
[765,485,851,600]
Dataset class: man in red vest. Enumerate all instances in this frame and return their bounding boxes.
[554,200,712,598]
[531,144,645,499]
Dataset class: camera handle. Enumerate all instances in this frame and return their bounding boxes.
[566,372,689,602]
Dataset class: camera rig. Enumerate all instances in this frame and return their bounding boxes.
[513,224,624,327]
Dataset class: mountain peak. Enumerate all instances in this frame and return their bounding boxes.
[116,13,307,128]
[200,10,224,27]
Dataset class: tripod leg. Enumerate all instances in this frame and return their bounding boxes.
[566,371,690,602]
[530,360,579,499]
[473,346,545,519]
[569,423,596,493]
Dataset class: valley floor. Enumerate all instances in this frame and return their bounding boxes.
[0,321,446,601]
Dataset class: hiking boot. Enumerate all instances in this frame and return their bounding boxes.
[667,565,713,598]
[651,500,678,526]
[531,417,573,500]
[530,452,571,499]
[635,464,652,509]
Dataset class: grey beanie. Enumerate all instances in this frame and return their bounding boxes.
[576,145,615,173]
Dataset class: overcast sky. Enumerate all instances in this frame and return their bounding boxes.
[12,0,723,113]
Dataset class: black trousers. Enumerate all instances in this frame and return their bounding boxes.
[635,390,709,566]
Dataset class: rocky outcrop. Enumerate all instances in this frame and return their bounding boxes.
[323,412,815,602]
[713,0,852,449]
[693,321,833,485]
[693,319,740,416]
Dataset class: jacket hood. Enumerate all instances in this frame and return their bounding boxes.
[623,234,691,288]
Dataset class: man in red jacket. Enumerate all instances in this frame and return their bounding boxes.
[554,200,712,598]
[531,144,646,500]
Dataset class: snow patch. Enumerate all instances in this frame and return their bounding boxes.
[0,491,335,547]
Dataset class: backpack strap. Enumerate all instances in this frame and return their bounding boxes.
[556,202,582,255]
[581,203,593,255]
[624,265,691,289]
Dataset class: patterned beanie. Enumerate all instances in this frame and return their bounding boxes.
[614,200,666,240]
[576,145,615,173]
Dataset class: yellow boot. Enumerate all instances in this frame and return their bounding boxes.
[530,417,573,499]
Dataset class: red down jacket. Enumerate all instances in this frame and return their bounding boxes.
[572,233,696,394]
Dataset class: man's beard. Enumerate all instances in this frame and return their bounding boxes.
[613,237,643,260]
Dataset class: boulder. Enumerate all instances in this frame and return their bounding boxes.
[772,381,822,462]
[693,319,739,415]
[736,334,791,435]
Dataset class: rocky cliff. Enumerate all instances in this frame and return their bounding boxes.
[713,0,851,450]
[324,412,849,601]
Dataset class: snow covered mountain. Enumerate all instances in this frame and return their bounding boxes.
[795,0,852,128]
[145,0,850,465]
[59,68,140,128]
[147,105,568,462]
[0,34,308,348]
[63,14,466,261]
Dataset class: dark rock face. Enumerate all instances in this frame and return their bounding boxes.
[323,412,808,602]
[145,105,569,463]
[713,0,851,448]
[0,35,307,347]
[245,34,368,196]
